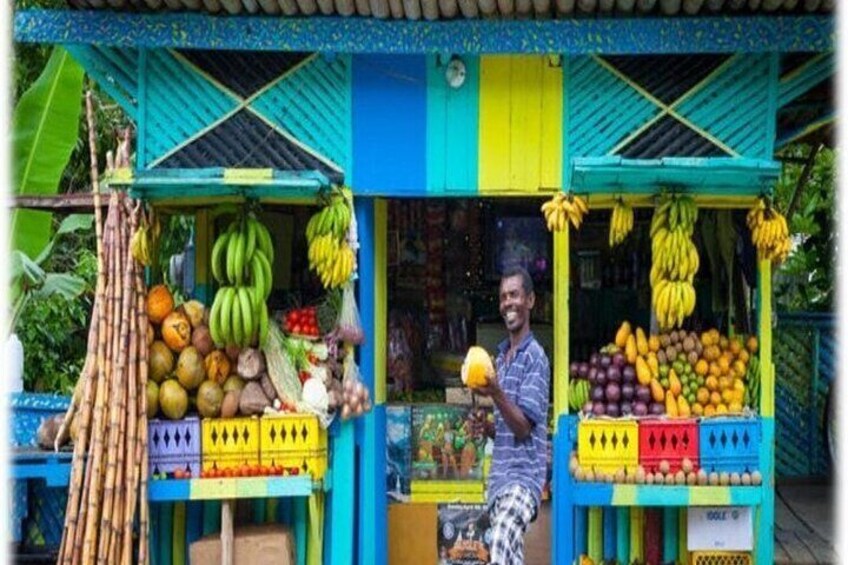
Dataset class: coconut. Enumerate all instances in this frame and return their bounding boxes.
[221,390,241,418]
[225,344,241,364]
[159,380,188,420]
[204,350,231,384]
[192,325,215,357]
[223,375,246,393]
[147,380,160,419]
[147,324,155,346]
[162,311,192,352]
[180,300,206,329]
[149,341,175,384]
[175,346,206,391]
[146,284,174,324]
[197,380,225,418]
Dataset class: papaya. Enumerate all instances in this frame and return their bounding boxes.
[650,379,665,403]
[669,369,682,397]
[648,334,661,353]
[636,327,649,356]
[615,321,632,349]
[666,393,679,418]
[677,395,691,418]
[635,356,652,385]
[461,346,493,388]
[646,353,659,379]
[625,334,638,364]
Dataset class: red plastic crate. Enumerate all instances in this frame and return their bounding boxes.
[638,419,699,473]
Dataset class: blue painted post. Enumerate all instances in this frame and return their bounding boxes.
[553,415,575,565]
[202,501,220,535]
[151,503,160,565]
[280,498,293,526]
[294,497,307,565]
[663,506,678,564]
[327,421,355,565]
[616,508,630,564]
[158,502,173,565]
[575,507,588,559]
[355,197,387,565]
[602,507,616,562]
[755,418,775,565]
[253,499,267,525]
[185,502,203,554]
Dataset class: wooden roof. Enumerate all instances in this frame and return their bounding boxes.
[67,0,832,20]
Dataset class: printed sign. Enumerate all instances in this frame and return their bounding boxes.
[386,406,412,502]
[437,504,492,565]
[687,507,753,551]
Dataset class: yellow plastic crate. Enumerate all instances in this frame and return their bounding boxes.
[691,551,752,565]
[201,417,260,471]
[260,414,328,480]
[577,419,639,474]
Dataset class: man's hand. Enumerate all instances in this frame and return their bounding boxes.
[474,376,501,399]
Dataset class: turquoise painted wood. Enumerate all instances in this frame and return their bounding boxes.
[327,421,355,565]
[663,506,678,563]
[294,498,307,565]
[142,49,238,167]
[250,54,353,173]
[158,502,173,565]
[778,53,834,108]
[138,49,148,169]
[602,507,616,561]
[65,45,139,121]
[253,499,267,524]
[575,507,588,557]
[756,418,776,565]
[201,500,220,535]
[185,502,203,557]
[426,54,479,195]
[616,508,630,564]
[569,156,779,193]
[151,501,160,565]
[351,55,427,195]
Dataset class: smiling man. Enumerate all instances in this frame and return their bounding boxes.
[475,266,550,565]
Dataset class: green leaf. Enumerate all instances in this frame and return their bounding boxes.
[11,46,84,260]
[10,250,45,285]
[57,213,94,235]
[33,273,88,300]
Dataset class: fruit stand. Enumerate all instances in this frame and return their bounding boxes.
[13,7,833,565]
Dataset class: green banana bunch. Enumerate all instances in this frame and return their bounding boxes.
[209,211,274,349]
[609,200,634,247]
[650,194,700,330]
[306,188,356,289]
[744,354,761,411]
[568,379,590,411]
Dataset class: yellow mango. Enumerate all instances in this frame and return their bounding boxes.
[635,356,652,385]
[615,321,632,348]
[666,393,679,417]
[636,327,649,356]
[650,379,665,403]
[625,334,638,364]
[677,395,691,418]
[648,334,661,353]
[669,369,682,397]
[646,353,659,379]
[461,346,493,388]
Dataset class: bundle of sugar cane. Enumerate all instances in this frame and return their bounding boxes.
[57,91,150,565]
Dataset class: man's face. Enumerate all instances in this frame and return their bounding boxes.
[499,275,534,334]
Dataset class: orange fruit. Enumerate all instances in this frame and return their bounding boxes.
[704,404,716,417]
[716,403,729,415]
[710,391,722,406]
[746,336,758,354]
[710,329,721,344]
[722,389,735,404]
[701,332,712,347]
[709,362,722,377]
[729,338,742,356]
[733,389,745,404]
[697,387,710,404]
[718,356,731,373]
[695,359,709,376]
[718,376,732,391]
[719,336,729,350]
[692,403,704,416]
[738,350,750,364]
[706,376,719,391]
[733,360,747,378]
[729,401,743,413]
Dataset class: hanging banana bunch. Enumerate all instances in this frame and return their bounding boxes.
[747,197,791,264]
[306,187,356,289]
[650,193,700,330]
[540,192,589,232]
[208,210,274,348]
[130,207,161,267]
[609,199,634,247]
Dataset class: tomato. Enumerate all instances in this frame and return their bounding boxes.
[290,467,300,476]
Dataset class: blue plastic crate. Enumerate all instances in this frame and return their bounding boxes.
[12,480,28,543]
[149,417,202,477]
[24,479,67,548]
[699,417,761,474]
[11,393,71,447]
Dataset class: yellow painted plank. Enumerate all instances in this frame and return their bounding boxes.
[307,493,324,565]
[758,259,774,417]
[689,486,731,506]
[222,168,274,184]
[410,480,485,494]
[509,56,542,192]
[374,198,388,405]
[540,61,563,190]
[611,484,638,506]
[479,55,512,194]
[554,228,569,421]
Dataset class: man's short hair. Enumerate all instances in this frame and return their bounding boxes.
[501,266,534,296]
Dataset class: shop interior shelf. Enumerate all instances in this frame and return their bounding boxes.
[568,483,763,507]
[148,476,321,502]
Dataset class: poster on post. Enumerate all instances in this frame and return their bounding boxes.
[437,504,492,565]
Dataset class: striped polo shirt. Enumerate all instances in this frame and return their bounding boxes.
[486,332,551,511]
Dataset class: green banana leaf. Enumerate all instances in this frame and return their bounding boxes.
[11,46,84,260]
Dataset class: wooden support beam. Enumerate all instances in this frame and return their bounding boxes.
[12,192,109,211]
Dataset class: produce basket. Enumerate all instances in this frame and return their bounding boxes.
[638,418,699,473]
[260,414,328,479]
[201,417,260,471]
[23,479,67,549]
[11,393,71,447]
[577,419,639,474]
[699,417,760,474]
[690,551,752,565]
[149,417,202,476]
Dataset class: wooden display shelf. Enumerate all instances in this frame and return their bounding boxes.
[568,483,763,507]
[147,475,319,502]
